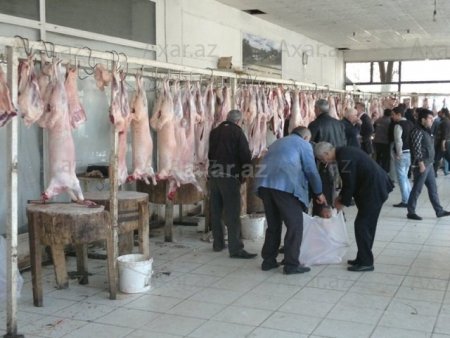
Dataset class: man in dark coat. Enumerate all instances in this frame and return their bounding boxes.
[356,102,374,155]
[341,107,361,148]
[314,142,394,272]
[308,99,346,214]
[208,109,256,259]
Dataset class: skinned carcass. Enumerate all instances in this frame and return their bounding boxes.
[0,66,17,127]
[128,73,156,185]
[65,65,87,128]
[41,60,92,205]
[17,56,43,126]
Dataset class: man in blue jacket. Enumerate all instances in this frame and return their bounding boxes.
[256,127,326,274]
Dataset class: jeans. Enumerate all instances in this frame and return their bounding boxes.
[407,163,444,216]
[394,152,411,204]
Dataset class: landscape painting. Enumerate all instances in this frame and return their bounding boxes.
[242,32,282,77]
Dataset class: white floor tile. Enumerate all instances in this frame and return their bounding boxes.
[188,320,255,338]
[168,299,225,319]
[63,322,133,338]
[96,307,161,329]
[212,305,272,326]
[312,318,375,338]
[371,326,431,338]
[247,327,308,338]
[261,312,322,335]
[142,313,205,336]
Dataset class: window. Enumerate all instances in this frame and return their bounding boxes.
[401,60,450,82]
[345,62,371,83]
[0,0,39,20]
[372,61,399,83]
[46,0,156,44]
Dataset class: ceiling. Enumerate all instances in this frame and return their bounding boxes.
[217,0,450,51]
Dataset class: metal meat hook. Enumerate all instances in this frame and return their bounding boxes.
[15,35,33,56]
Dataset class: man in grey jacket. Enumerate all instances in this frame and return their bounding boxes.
[407,109,450,220]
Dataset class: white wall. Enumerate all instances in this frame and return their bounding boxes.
[344,45,450,62]
[157,0,344,89]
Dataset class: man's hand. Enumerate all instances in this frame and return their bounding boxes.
[334,196,344,211]
[315,193,327,205]
[419,161,426,173]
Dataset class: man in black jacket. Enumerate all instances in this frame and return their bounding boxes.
[208,110,256,259]
[341,107,361,148]
[308,99,346,215]
[356,102,374,156]
[407,109,450,220]
[314,142,394,272]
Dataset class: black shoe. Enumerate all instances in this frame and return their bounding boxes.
[437,211,450,218]
[261,260,280,271]
[347,265,374,272]
[347,259,359,266]
[283,265,310,274]
[230,250,257,259]
[393,202,408,208]
[407,213,423,220]
[213,244,227,252]
[278,246,284,254]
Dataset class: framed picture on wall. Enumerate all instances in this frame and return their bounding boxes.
[242,32,282,78]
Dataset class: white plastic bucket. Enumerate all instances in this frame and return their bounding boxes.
[117,254,153,293]
[241,214,266,240]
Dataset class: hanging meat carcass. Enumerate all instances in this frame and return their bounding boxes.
[150,79,177,180]
[0,66,17,127]
[41,60,92,205]
[110,66,131,185]
[94,64,112,91]
[128,72,156,185]
[288,89,302,133]
[17,56,43,126]
[328,95,339,119]
[65,65,87,128]
[194,82,213,175]
[168,83,202,199]
[212,85,230,128]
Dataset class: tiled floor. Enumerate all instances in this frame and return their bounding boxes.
[2,173,450,337]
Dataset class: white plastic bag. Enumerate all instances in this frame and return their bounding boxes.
[299,210,349,266]
[0,236,23,303]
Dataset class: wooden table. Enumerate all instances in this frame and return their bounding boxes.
[26,203,114,307]
[83,191,149,257]
[136,180,203,242]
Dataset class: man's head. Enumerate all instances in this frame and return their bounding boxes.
[226,109,242,124]
[344,107,359,124]
[417,108,434,129]
[291,126,311,141]
[314,99,329,117]
[391,105,405,122]
[355,102,365,114]
[314,142,336,164]
[383,108,392,118]
[442,108,450,119]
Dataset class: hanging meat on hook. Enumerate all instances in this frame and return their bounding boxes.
[65,65,87,128]
[150,79,177,180]
[40,60,95,206]
[17,55,43,126]
[94,64,112,91]
[0,66,17,127]
[127,72,156,185]
[110,65,131,185]
[288,88,302,133]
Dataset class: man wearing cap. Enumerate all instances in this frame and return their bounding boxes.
[308,99,346,215]
[391,105,414,208]
[208,110,257,259]
[407,109,450,220]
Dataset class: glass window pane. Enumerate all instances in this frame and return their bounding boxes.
[345,62,371,83]
[345,84,398,93]
[401,60,450,81]
[373,61,399,83]
[46,0,156,44]
[401,83,450,95]
[0,0,39,20]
